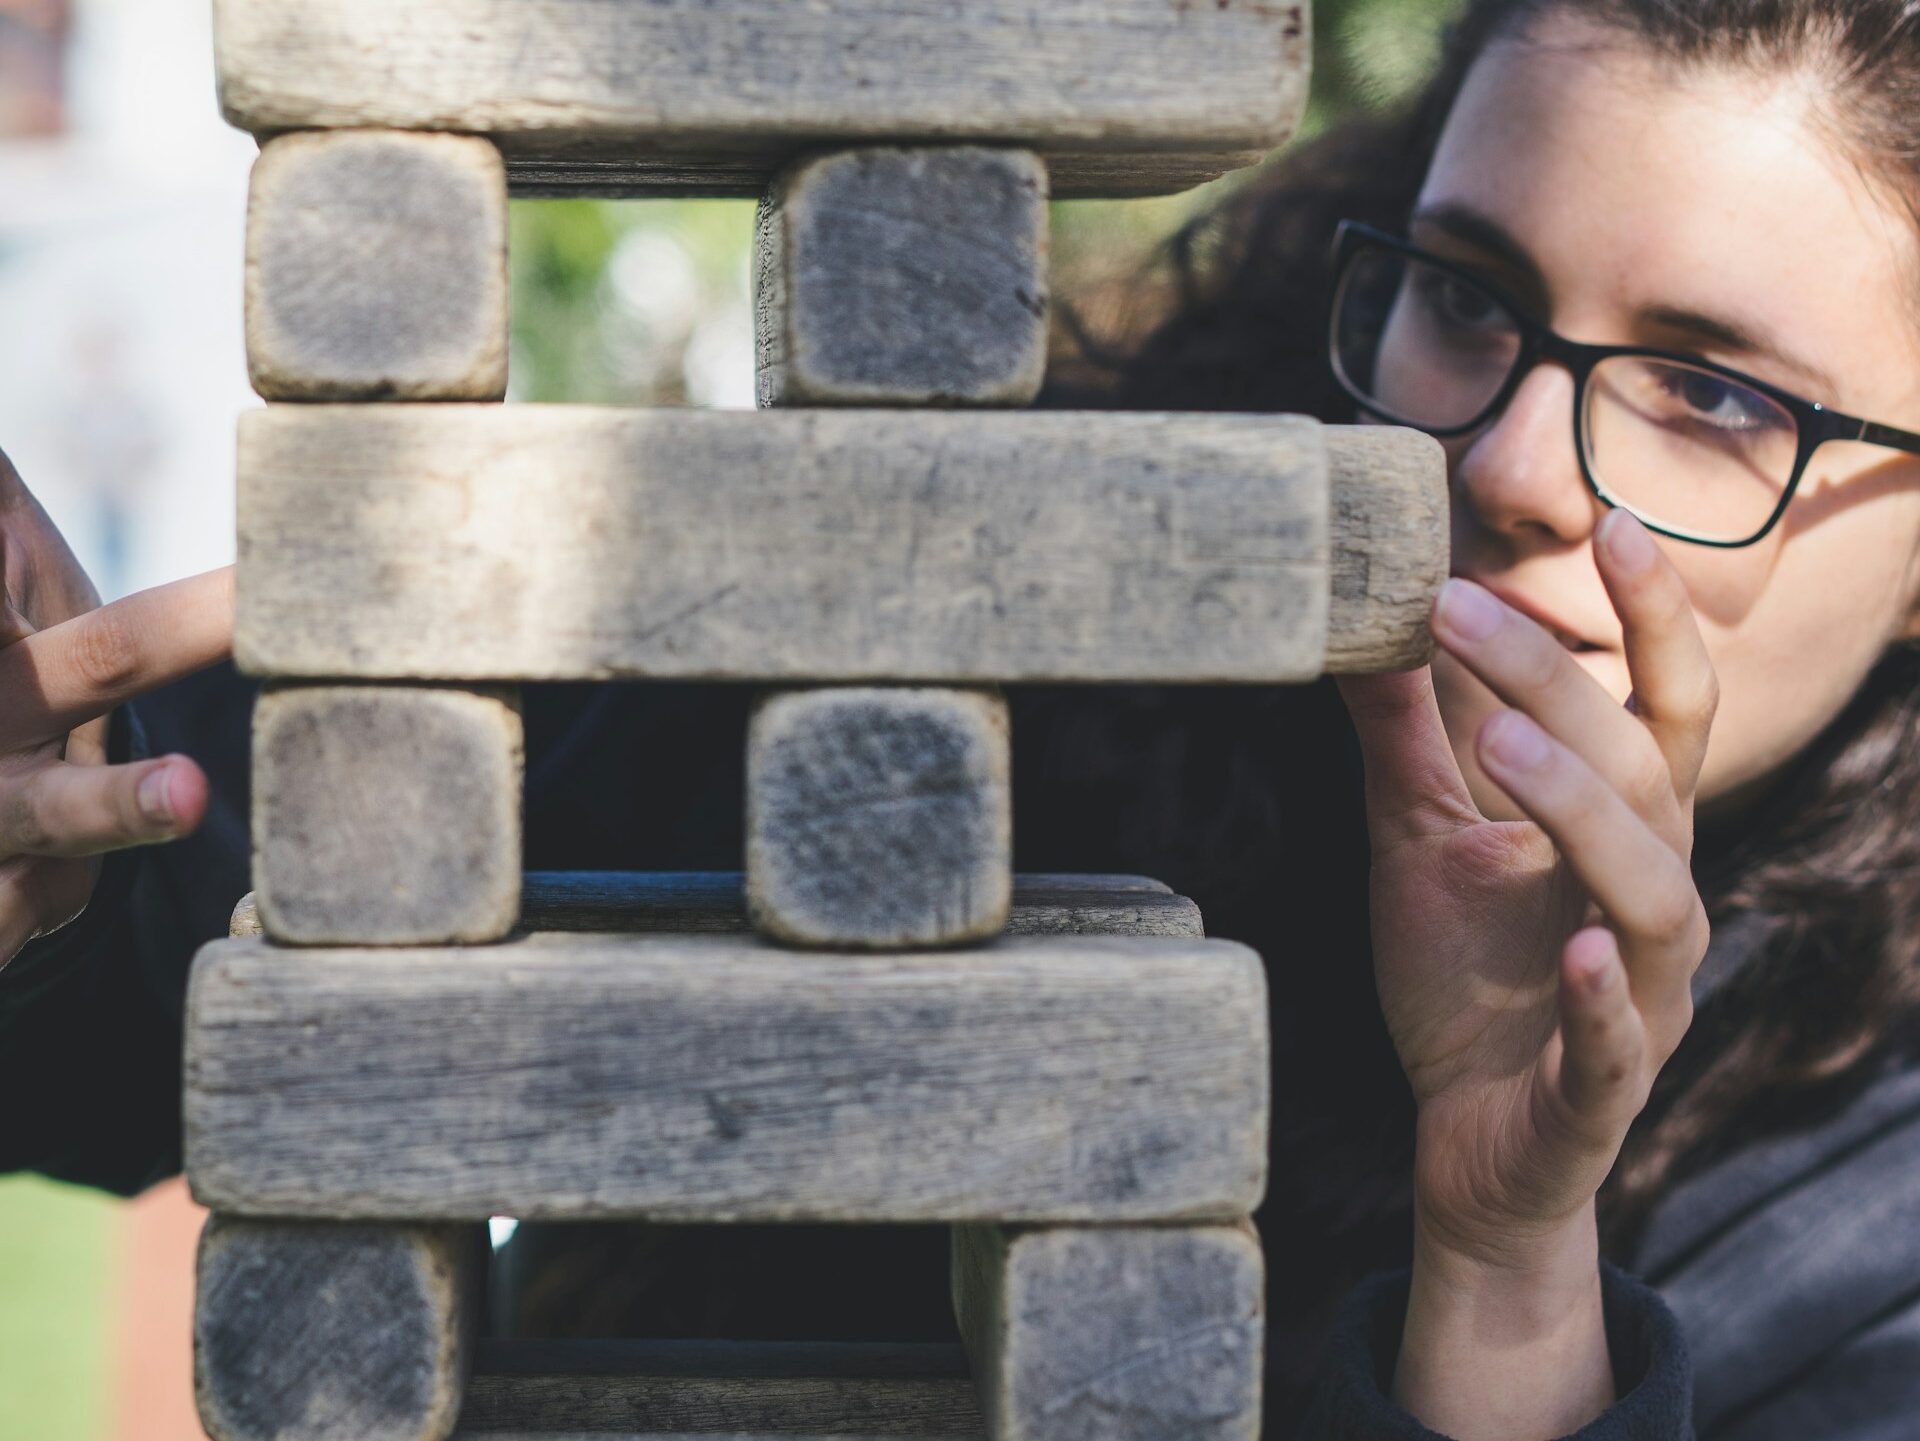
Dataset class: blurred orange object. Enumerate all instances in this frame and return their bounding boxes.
[110,1177,208,1441]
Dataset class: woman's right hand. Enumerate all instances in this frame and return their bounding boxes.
[0,446,232,967]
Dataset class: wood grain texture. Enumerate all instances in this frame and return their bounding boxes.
[454,1340,982,1438]
[952,1223,1263,1441]
[226,873,1204,941]
[212,0,1310,200]
[747,689,1012,949]
[1323,427,1449,673]
[756,149,1048,407]
[252,685,523,945]
[195,1216,486,1441]
[184,933,1269,1222]
[235,406,1334,683]
[247,131,509,401]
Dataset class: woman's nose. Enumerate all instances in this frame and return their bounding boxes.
[1452,363,1606,546]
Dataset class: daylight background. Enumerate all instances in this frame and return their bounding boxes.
[0,0,1463,1434]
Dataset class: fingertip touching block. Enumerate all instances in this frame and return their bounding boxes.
[194,1216,484,1441]
[252,685,523,945]
[756,148,1049,407]
[953,1222,1265,1441]
[747,687,1012,948]
[246,130,509,401]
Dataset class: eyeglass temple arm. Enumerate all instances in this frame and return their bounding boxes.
[1853,416,1920,457]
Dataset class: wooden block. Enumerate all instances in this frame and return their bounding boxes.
[213,0,1311,201]
[453,1340,982,1438]
[952,1224,1264,1441]
[747,689,1012,949]
[253,685,524,945]
[756,148,1049,408]
[1324,426,1449,673]
[247,131,508,401]
[226,872,1205,941]
[235,406,1342,683]
[184,933,1269,1222]
[195,1216,485,1441]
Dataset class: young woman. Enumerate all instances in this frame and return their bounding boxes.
[4,0,1920,1437]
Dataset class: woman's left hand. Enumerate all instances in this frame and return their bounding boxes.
[1333,506,1718,1435]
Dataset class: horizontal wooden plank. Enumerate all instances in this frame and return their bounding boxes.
[235,406,1348,683]
[747,689,1013,948]
[213,0,1309,200]
[455,1341,981,1438]
[227,873,1203,940]
[184,933,1268,1222]
[953,1224,1263,1441]
[196,1217,486,1441]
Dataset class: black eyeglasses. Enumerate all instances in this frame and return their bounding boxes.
[1327,219,1920,548]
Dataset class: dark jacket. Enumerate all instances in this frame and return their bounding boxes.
[5,663,1918,1439]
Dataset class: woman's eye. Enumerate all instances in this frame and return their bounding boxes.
[1412,269,1504,331]
[1663,369,1781,433]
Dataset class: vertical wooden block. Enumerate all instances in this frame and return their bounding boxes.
[747,687,1012,948]
[253,685,523,945]
[952,1223,1264,1441]
[756,148,1050,408]
[247,130,509,401]
[195,1217,485,1441]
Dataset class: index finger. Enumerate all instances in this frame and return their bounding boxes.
[1595,510,1718,799]
[0,568,234,752]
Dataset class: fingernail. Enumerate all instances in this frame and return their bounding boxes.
[1603,510,1657,574]
[1436,578,1503,640]
[138,766,176,825]
[1485,711,1551,770]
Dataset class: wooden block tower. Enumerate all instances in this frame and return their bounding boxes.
[185,3,1448,1438]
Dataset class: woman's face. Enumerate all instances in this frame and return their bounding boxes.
[1418,14,1920,828]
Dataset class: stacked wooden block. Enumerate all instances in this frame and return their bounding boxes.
[186,3,1447,1439]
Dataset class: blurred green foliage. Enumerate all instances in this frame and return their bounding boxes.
[509,0,1468,407]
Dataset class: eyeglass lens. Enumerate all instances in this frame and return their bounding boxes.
[1333,245,1800,544]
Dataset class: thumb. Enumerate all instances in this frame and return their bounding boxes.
[1334,667,1477,850]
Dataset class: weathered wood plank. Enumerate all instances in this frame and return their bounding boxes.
[184,933,1269,1222]
[212,0,1310,200]
[748,689,1012,949]
[454,1341,982,1438]
[1325,426,1448,673]
[234,406,1354,683]
[756,149,1049,408]
[228,873,1201,940]
[195,1216,486,1441]
[253,685,523,945]
[952,1224,1264,1441]
[502,146,1261,203]
[247,130,509,401]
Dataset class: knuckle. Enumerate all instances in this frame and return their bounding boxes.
[1639,876,1702,950]
[69,609,143,694]
[2,778,53,854]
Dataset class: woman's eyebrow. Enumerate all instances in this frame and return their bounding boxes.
[1634,303,1839,400]
[1409,203,1546,291]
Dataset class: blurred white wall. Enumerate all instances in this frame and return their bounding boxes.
[0,0,254,600]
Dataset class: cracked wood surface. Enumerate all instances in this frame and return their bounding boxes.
[229,872,1202,942]
[235,408,1444,683]
[213,0,1309,199]
[952,1223,1263,1441]
[184,932,1269,1222]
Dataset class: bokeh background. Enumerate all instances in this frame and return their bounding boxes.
[0,0,1463,1434]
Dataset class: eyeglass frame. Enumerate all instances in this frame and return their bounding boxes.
[1327,218,1920,548]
